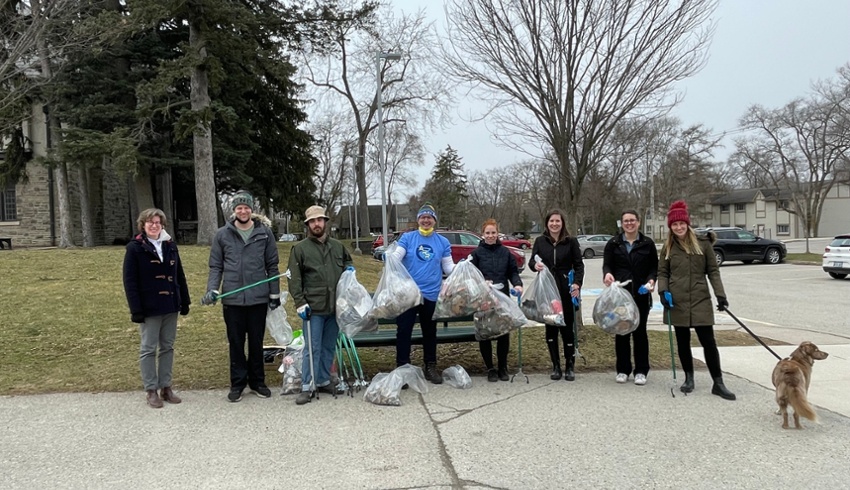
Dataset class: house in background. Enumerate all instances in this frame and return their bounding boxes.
[335,203,413,238]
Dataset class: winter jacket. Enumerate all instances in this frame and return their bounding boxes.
[207,215,280,306]
[470,240,522,290]
[287,235,353,315]
[602,233,659,299]
[657,231,726,327]
[123,231,190,317]
[528,231,585,301]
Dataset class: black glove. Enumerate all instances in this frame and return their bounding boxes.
[269,296,281,310]
[659,291,671,309]
[131,313,145,324]
[716,296,729,312]
[180,304,190,316]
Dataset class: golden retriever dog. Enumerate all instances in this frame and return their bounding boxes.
[771,341,829,429]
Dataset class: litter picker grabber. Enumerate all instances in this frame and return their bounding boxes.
[723,308,782,361]
[664,291,678,398]
[303,316,319,400]
[510,290,529,384]
[338,333,362,392]
[568,270,586,366]
[342,334,369,388]
[211,273,287,303]
[334,335,353,397]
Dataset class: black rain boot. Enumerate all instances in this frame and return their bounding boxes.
[565,357,575,382]
[680,372,694,393]
[548,343,562,380]
[425,363,443,385]
[711,377,736,400]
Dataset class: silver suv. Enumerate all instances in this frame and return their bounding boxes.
[696,227,786,266]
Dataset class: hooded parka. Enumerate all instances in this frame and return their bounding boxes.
[657,231,725,327]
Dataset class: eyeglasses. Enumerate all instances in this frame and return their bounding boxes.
[146,221,162,226]
[622,219,638,224]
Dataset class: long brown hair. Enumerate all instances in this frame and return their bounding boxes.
[543,209,570,242]
[663,225,703,259]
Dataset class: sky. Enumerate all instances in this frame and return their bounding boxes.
[386,0,850,199]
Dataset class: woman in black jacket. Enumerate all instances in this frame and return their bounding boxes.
[123,208,191,409]
[471,219,523,381]
[528,209,585,381]
[602,210,658,386]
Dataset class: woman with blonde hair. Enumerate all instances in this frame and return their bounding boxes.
[657,200,735,400]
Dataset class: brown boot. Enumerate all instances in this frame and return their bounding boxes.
[160,386,182,404]
[146,389,163,409]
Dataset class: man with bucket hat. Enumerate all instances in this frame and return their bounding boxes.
[202,190,281,402]
[288,205,353,405]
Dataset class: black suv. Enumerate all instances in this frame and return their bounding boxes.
[697,227,787,266]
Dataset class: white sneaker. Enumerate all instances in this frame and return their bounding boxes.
[615,373,628,384]
[634,374,647,386]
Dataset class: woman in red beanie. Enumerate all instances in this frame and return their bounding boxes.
[656,200,735,400]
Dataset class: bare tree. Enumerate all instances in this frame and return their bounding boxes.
[310,110,354,215]
[298,5,453,233]
[367,121,425,206]
[734,66,850,246]
[441,0,717,227]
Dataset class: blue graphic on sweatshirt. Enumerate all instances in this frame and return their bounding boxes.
[416,244,435,261]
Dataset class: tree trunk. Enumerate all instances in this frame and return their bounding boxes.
[78,165,94,247]
[356,137,370,235]
[189,19,217,245]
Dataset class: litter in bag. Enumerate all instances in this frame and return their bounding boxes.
[336,269,378,338]
[279,337,304,395]
[369,243,422,320]
[442,365,473,389]
[266,291,293,345]
[474,285,528,340]
[434,259,496,318]
[520,264,565,325]
[363,363,429,406]
[592,280,640,335]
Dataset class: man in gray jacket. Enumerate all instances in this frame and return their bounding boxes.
[202,190,281,402]
[288,205,353,405]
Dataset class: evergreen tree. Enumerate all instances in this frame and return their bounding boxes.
[419,145,468,229]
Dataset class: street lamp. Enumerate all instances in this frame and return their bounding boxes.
[376,51,402,251]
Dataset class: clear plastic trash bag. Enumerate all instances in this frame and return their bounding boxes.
[474,285,528,341]
[266,291,293,345]
[442,364,473,389]
[592,280,640,335]
[369,243,422,320]
[434,259,496,318]
[279,335,304,395]
[520,264,565,326]
[363,363,429,406]
[336,269,378,338]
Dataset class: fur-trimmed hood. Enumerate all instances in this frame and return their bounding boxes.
[228,212,272,228]
[696,229,717,245]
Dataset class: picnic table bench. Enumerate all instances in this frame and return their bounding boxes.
[352,314,477,347]
[0,237,11,249]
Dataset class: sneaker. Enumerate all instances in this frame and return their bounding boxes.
[487,368,499,382]
[295,391,313,405]
[615,373,628,384]
[634,374,647,386]
[252,384,271,398]
[498,367,509,381]
[227,387,243,403]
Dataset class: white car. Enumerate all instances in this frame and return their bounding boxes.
[823,234,850,279]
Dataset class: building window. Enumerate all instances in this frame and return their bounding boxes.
[720,204,729,212]
[778,200,790,210]
[1,185,16,221]
[777,224,789,235]
[734,203,746,212]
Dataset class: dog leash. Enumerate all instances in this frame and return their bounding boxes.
[723,308,782,361]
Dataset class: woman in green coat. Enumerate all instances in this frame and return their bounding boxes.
[657,200,735,400]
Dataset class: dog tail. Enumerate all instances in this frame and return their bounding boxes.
[781,365,818,422]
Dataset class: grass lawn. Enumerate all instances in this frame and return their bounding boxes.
[0,244,779,395]
[785,252,822,263]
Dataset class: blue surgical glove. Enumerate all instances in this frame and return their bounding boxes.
[297,304,311,320]
[638,282,652,295]
[345,265,355,272]
[660,291,674,309]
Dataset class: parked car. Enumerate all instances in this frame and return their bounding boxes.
[822,233,850,279]
[278,233,297,242]
[499,234,532,250]
[696,227,787,266]
[373,230,526,272]
[577,234,613,259]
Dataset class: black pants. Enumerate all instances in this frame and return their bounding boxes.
[674,325,722,378]
[224,304,267,389]
[396,299,437,366]
[545,323,575,367]
[615,294,651,376]
[479,334,509,370]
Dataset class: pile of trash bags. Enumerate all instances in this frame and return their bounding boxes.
[592,280,639,335]
[363,364,429,406]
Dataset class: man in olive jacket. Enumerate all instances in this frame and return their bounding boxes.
[288,205,353,405]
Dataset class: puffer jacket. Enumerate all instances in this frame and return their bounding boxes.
[602,232,658,299]
[123,231,190,317]
[657,231,726,327]
[207,214,280,306]
[528,231,585,300]
[287,235,353,315]
[470,240,522,290]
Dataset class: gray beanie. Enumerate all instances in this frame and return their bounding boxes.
[230,190,254,213]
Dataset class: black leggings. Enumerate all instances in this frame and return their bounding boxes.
[674,325,722,378]
[479,334,509,370]
[545,324,575,366]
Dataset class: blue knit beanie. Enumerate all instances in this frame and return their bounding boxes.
[417,202,437,221]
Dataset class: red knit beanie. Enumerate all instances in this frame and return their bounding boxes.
[667,200,691,228]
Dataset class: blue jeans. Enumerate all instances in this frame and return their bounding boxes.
[300,314,339,391]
